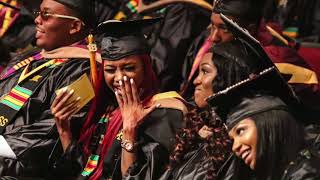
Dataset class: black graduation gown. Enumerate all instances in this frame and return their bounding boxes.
[1,7,36,53]
[48,108,185,180]
[147,3,210,92]
[0,50,91,179]
[158,143,253,180]
[281,148,320,180]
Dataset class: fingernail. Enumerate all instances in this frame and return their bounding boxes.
[123,76,127,81]
[130,78,134,84]
[69,89,74,95]
[156,103,161,108]
[76,97,81,101]
[62,88,68,93]
[115,90,118,95]
[119,80,122,86]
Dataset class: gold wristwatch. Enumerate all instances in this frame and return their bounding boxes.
[121,139,138,152]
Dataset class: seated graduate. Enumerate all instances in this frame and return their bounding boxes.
[160,37,272,180]
[50,18,188,180]
[207,66,320,180]
[0,0,94,178]
[181,0,320,115]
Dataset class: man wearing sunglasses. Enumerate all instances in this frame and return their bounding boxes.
[0,0,96,179]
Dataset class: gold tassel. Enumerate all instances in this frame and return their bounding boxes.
[87,34,98,88]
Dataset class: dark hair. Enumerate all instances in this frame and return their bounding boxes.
[79,54,158,179]
[169,108,232,180]
[252,109,305,180]
[213,0,266,27]
[211,40,265,93]
[170,40,267,179]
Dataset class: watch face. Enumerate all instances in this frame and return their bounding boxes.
[125,142,134,151]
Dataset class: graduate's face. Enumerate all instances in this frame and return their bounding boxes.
[34,0,76,51]
[228,118,257,170]
[209,13,234,44]
[104,55,145,93]
[193,53,216,108]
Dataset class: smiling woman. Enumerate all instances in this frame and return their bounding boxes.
[159,39,270,180]
[228,118,257,170]
[49,18,188,180]
[208,67,320,180]
[225,94,320,180]
[103,55,146,96]
[193,52,216,108]
[193,39,266,109]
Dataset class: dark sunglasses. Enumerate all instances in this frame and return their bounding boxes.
[34,10,85,25]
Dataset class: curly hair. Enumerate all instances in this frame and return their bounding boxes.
[169,107,232,179]
[169,40,266,179]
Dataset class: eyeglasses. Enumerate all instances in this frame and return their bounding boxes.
[34,10,85,25]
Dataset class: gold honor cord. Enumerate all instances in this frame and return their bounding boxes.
[88,34,98,88]
[266,25,289,46]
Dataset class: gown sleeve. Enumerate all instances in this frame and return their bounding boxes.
[121,108,185,180]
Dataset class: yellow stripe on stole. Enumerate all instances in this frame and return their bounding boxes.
[4,96,24,107]
[11,88,29,99]
[84,167,95,172]
[87,160,98,166]
[20,60,26,66]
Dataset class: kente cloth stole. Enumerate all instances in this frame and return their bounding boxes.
[0,58,66,134]
[81,114,109,177]
[0,53,43,80]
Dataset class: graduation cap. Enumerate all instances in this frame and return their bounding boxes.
[220,13,276,68]
[205,14,301,128]
[97,18,162,60]
[54,0,94,27]
[206,66,301,129]
[213,0,264,25]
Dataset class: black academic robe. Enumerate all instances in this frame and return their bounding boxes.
[281,148,320,180]
[147,3,210,92]
[158,143,253,180]
[0,49,91,179]
[1,7,36,53]
[48,108,184,180]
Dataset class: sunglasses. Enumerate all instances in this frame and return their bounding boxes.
[34,10,85,25]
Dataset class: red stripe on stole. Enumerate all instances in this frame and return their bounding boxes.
[55,59,66,63]
[86,163,97,169]
[8,91,28,102]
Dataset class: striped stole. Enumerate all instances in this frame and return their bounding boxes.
[0,53,43,80]
[81,115,109,177]
[0,58,66,134]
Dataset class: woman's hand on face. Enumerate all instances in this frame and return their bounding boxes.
[115,76,159,139]
[51,88,80,135]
